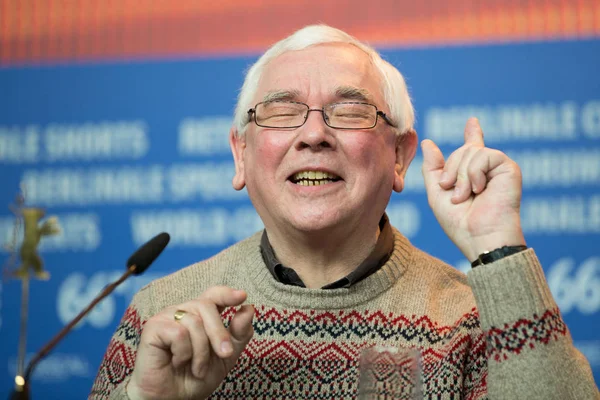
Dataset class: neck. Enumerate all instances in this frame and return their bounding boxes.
[266,220,381,288]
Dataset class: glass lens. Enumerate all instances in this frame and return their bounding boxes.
[255,101,308,127]
[327,103,377,128]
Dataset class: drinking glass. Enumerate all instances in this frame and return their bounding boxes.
[357,345,422,399]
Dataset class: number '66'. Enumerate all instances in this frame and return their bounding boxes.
[548,257,600,315]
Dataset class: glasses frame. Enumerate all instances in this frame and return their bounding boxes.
[247,100,396,130]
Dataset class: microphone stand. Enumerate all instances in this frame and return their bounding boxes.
[9,265,138,400]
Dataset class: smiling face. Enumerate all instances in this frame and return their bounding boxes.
[230,43,416,238]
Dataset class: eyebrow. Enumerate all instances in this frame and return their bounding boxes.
[334,86,374,103]
[262,90,302,103]
[260,86,375,104]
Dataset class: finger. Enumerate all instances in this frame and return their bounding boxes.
[452,146,481,203]
[229,304,255,345]
[421,139,445,194]
[152,321,194,369]
[175,312,211,379]
[201,286,248,310]
[439,146,465,189]
[226,305,255,363]
[467,148,518,193]
[171,287,244,360]
[196,299,237,358]
[466,148,492,194]
[464,117,485,147]
[212,305,255,376]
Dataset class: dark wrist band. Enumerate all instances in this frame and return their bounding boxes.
[470,245,528,268]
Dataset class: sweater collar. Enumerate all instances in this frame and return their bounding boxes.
[245,226,414,310]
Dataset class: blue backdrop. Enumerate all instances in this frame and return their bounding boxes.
[1,39,599,398]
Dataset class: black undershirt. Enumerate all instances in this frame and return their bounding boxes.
[259,214,394,289]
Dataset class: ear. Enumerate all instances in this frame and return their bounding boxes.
[230,127,246,190]
[393,129,418,193]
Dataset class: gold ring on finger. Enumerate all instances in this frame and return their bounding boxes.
[174,309,187,322]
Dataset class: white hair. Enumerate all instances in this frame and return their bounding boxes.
[233,24,415,137]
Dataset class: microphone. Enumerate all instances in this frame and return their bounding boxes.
[127,232,171,275]
[9,232,170,400]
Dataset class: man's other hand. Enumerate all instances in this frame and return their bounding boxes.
[421,117,526,262]
[126,286,254,400]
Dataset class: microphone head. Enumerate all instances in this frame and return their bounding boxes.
[127,232,170,275]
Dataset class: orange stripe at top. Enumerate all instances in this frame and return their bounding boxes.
[1,0,599,66]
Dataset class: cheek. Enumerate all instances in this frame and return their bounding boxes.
[247,133,292,176]
[343,134,397,170]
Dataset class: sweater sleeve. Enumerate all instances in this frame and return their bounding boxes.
[467,248,599,399]
[88,287,154,400]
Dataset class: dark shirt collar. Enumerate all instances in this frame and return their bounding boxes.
[259,214,394,289]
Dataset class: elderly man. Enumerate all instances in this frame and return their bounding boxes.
[90,25,598,399]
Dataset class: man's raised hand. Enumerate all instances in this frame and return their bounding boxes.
[126,286,254,400]
[421,117,526,261]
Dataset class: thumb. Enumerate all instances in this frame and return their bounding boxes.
[421,139,445,191]
[225,304,254,366]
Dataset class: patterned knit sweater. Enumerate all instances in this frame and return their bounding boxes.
[90,229,599,399]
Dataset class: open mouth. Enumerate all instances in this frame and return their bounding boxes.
[289,171,342,186]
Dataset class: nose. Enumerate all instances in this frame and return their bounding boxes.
[294,109,336,151]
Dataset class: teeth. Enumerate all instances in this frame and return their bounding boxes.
[291,171,340,186]
[292,171,338,180]
[297,179,335,186]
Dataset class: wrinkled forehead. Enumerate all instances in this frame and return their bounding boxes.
[255,43,385,106]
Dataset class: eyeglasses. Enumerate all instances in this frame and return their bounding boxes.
[247,101,395,130]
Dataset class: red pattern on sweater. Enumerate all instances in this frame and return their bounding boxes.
[90,306,143,398]
[89,305,566,399]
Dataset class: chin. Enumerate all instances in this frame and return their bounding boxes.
[285,209,348,233]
